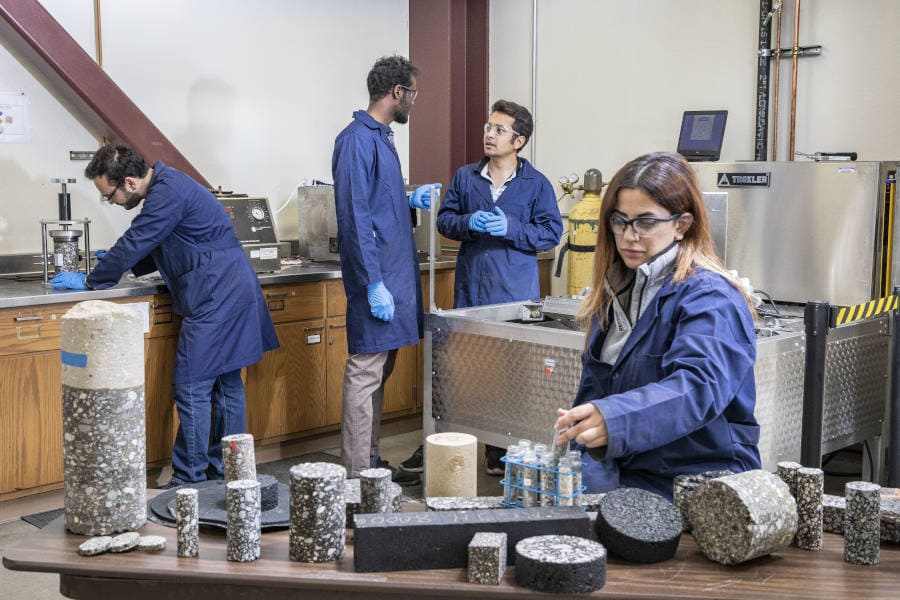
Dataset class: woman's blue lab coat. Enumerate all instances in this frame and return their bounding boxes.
[573,268,761,499]
[436,158,562,308]
[87,162,278,384]
[332,111,423,354]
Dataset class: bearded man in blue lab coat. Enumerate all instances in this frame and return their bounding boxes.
[332,55,439,483]
[403,99,562,475]
[50,144,278,488]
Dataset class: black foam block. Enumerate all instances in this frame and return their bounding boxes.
[595,487,682,563]
[352,506,591,572]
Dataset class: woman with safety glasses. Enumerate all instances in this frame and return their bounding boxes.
[554,151,761,500]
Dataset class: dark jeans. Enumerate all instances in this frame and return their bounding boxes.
[170,369,246,485]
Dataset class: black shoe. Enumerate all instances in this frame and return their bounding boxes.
[158,480,184,490]
[392,467,421,486]
[484,445,505,476]
[400,445,424,473]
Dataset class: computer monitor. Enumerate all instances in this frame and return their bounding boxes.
[677,110,727,162]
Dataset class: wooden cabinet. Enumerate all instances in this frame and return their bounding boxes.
[244,283,327,443]
[144,295,180,465]
[0,351,63,494]
[325,315,347,426]
[0,296,161,498]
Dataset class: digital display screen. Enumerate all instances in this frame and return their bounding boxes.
[677,110,728,161]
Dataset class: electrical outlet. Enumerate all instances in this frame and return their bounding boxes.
[69,150,95,161]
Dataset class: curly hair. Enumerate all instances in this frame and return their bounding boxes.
[84,144,149,185]
[490,99,534,149]
[367,55,419,102]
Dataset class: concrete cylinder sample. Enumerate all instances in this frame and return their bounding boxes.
[176,488,200,558]
[61,300,145,535]
[424,432,477,498]
[289,462,346,562]
[691,470,798,565]
[360,467,393,514]
[844,481,881,565]
[222,433,256,482]
[795,467,824,551]
[226,479,261,562]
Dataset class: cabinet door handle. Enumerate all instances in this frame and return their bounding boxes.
[151,303,171,309]
[267,291,291,298]
[15,315,43,322]
[304,325,325,332]
[329,322,346,329]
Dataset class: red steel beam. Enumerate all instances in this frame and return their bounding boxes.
[0,0,209,186]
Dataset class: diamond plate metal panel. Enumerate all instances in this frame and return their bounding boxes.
[431,328,582,448]
[822,319,889,452]
[753,341,805,471]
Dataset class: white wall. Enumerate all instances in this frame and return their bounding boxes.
[490,0,900,295]
[0,0,408,253]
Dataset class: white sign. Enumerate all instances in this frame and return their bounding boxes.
[0,93,31,143]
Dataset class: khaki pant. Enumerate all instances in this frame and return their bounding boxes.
[340,349,397,478]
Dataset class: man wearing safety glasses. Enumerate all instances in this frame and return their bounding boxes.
[399,100,562,477]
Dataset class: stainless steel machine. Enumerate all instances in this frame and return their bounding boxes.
[216,194,289,273]
[692,161,899,306]
[40,177,92,284]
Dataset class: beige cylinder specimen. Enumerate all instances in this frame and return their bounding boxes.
[61,300,146,535]
[424,432,477,498]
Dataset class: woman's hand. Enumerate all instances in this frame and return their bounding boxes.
[554,405,609,448]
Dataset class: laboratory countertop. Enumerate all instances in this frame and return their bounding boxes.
[0,257,461,310]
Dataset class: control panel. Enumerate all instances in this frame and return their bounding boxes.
[218,196,278,244]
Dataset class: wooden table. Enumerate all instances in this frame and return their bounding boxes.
[3,513,899,600]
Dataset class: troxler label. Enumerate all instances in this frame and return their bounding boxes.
[716,172,771,187]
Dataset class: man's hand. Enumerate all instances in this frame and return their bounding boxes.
[468,210,493,233]
[49,272,88,290]
[366,281,395,322]
[94,250,108,260]
[484,206,508,237]
[554,405,608,448]
[409,183,441,210]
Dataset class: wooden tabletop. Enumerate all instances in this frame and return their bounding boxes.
[3,513,899,600]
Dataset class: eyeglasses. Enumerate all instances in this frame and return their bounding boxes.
[102,180,123,203]
[399,85,418,103]
[609,212,682,237]
[483,123,520,137]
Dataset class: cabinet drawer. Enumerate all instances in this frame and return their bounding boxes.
[0,304,73,355]
[263,283,325,323]
[325,280,347,317]
[148,294,181,338]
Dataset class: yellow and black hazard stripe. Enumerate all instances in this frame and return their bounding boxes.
[831,295,900,328]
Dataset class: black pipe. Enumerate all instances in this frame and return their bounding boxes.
[801,301,829,467]
[755,0,773,161]
[58,192,71,221]
[890,287,900,486]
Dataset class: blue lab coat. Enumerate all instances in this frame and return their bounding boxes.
[437,157,562,307]
[87,162,278,384]
[332,111,423,354]
[573,268,760,499]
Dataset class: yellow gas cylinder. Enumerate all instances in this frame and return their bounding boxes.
[565,168,603,296]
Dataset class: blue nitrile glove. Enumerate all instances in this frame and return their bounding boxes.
[485,206,508,237]
[409,183,442,210]
[468,210,493,233]
[49,272,88,290]
[366,281,395,322]
[94,250,108,260]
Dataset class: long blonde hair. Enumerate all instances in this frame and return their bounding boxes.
[576,152,755,329]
